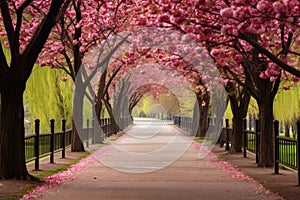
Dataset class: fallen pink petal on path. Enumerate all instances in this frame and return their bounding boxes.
[21,156,96,200]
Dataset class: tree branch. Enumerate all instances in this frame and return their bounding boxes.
[271,72,281,100]
[0,43,8,70]
[11,0,32,66]
[0,0,15,51]
[103,64,123,97]
[239,32,300,77]
[22,0,71,81]
[288,50,300,57]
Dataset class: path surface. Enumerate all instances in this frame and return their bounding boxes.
[39,119,280,200]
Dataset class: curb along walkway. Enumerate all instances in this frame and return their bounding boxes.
[34,120,281,200]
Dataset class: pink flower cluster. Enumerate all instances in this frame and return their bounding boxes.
[211,158,253,181]
[21,156,96,200]
[210,157,280,199]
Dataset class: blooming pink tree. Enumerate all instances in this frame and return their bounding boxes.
[198,0,299,166]
[106,44,214,137]
[126,0,300,166]
[0,0,70,179]
[37,0,126,150]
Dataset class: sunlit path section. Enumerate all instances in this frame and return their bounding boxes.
[40,119,280,200]
[93,118,193,173]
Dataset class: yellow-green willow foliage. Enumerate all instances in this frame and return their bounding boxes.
[224,83,299,126]
[24,65,73,133]
[274,83,300,124]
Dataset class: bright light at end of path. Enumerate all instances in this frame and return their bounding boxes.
[73,27,227,173]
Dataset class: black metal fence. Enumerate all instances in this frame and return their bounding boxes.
[274,120,300,185]
[220,119,232,151]
[25,119,72,170]
[173,116,193,135]
[242,118,260,163]
[173,115,300,185]
[25,116,133,170]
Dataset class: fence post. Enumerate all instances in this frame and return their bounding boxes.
[243,118,247,158]
[62,119,66,159]
[189,117,192,134]
[50,119,55,164]
[255,119,259,164]
[274,120,279,174]
[34,119,40,170]
[297,120,300,186]
[108,118,111,136]
[91,119,95,144]
[249,115,252,130]
[86,119,89,148]
[225,119,230,151]
[105,118,109,136]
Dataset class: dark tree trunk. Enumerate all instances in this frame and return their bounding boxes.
[230,110,244,152]
[258,99,274,167]
[0,81,31,179]
[228,91,250,153]
[198,104,209,138]
[0,0,67,180]
[250,69,279,167]
[194,92,210,138]
[103,99,120,135]
[71,120,85,152]
[71,88,85,152]
[238,33,280,167]
[285,124,290,137]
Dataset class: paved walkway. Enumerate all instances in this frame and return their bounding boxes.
[213,147,300,200]
[37,119,280,200]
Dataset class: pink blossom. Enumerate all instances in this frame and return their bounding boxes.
[210,49,221,57]
[273,2,286,13]
[223,79,229,85]
[269,63,280,70]
[72,40,79,45]
[233,54,243,63]
[40,60,47,67]
[22,156,96,199]
[292,76,300,83]
[192,71,198,77]
[158,14,170,22]
[220,8,233,18]
[79,46,85,53]
[270,76,277,82]
[259,71,268,79]
[256,0,270,12]
[61,76,68,82]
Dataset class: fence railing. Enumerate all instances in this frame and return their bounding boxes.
[274,120,300,185]
[243,118,260,163]
[25,116,133,170]
[173,115,300,185]
[25,119,72,170]
[174,116,193,135]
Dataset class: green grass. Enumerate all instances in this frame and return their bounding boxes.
[193,137,205,143]
[246,138,297,169]
[247,139,256,153]
[31,151,90,179]
[279,132,296,138]
[109,137,118,142]
[278,142,297,169]
[16,183,37,199]
[9,151,91,199]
